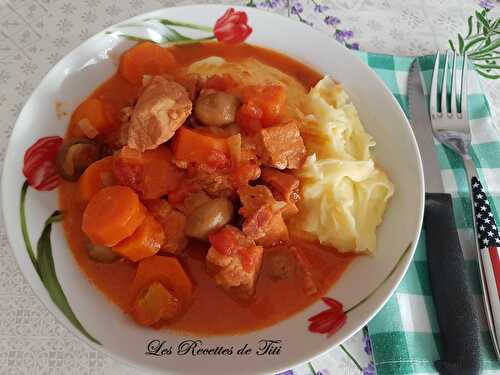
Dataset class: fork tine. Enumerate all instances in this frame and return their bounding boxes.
[461,54,469,117]
[441,51,450,115]
[430,52,440,117]
[450,52,458,115]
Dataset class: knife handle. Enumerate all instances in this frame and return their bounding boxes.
[469,175,500,357]
[425,193,480,375]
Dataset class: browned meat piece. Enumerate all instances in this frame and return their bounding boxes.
[261,168,299,201]
[261,167,300,218]
[128,76,192,151]
[254,122,306,169]
[206,225,263,298]
[241,134,260,165]
[242,205,274,241]
[238,185,275,217]
[238,185,289,247]
[144,199,187,254]
[186,164,236,199]
[254,214,289,247]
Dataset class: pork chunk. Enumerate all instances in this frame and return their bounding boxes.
[206,243,263,298]
[238,185,275,217]
[238,185,289,247]
[261,168,300,218]
[144,199,187,254]
[128,76,192,151]
[255,122,306,169]
[207,225,263,298]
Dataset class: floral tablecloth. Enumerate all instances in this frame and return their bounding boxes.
[0,0,499,374]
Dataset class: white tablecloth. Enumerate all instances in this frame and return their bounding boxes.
[0,0,499,374]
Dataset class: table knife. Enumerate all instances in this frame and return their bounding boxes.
[408,62,480,375]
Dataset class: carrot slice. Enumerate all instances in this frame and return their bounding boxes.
[112,215,165,262]
[82,185,146,246]
[119,42,177,85]
[143,146,184,199]
[130,255,193,305]
[113,146,184,199]
[77,156,115,204]
[239,85,286,128]
[259,86,286,126]
[130,281,180,326]
[70,98,114,138]
[172,127,229,165]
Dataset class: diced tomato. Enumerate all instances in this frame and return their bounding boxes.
[209,227,240,256]
[236,101,263,133]
[237,85,286,130]
[240,246,262,273]
[204,74,237,91]
[206,149,231,170]
[113,146,144,194]
[259,86,286,126]
[242,205,273,240]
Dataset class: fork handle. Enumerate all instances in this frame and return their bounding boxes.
[464,157,500,359]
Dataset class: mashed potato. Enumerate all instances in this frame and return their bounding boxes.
[293,76,394,254]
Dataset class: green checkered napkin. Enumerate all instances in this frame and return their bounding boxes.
[354,51,500,374]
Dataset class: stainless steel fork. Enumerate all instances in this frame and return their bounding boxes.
[430,50,500,359]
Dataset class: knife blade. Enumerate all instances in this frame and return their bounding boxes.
[408,62,480,375]
[408,66,444,194]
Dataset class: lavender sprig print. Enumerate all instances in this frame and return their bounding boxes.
[310,0,328,13]
[246,0,359,49]
[324,16,340,26]
[363,362,376,375]
[247,0,286,9]
[291,1,304,15]
[479,0,495,10]
[362,326,373,355]
[287,0,313,26]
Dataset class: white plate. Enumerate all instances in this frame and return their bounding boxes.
[1,5,424,375]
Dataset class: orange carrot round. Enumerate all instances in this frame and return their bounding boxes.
[77,156,115,204]
[143,146,183,199]
[82,185,146,246]
[112,215,165,262]
[113,145,184,199]
[119,42,177,85]
[172,127,229,165]
[70,98,113,138]
[130,255,193,306]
